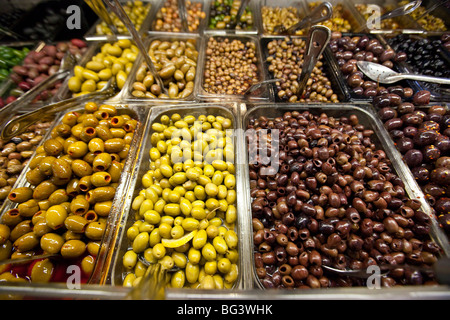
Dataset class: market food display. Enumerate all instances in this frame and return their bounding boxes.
[0,0,449,300]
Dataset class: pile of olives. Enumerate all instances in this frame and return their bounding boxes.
[0,102,137,283]
[122,112,239,290]
[68,39,138,96]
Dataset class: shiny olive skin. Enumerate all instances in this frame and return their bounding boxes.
[40,233,65,254]
[0,224,10,245]
[33,181,58,201]
[64,215,89,233]
[51,158,73,180]
[30,258,54,283]
[8,187,33,203]
[60,239,86,259]
[86,186,116,203]
[13,231,39,252]
[45,205,68,230]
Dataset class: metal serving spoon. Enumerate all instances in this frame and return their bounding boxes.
[356,0,422,32]
[273,2,333,35]
[357,60,450,85]
[104,0,167,95]
[84,0,120,35]
[297,25,331,96]
[0,77,116,140]
[243,78,283,97]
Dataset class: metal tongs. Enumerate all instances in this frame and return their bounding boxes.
[273,2,333,35]
[297,25,331,97]
[104,0,167,95]
[356,0,422,32]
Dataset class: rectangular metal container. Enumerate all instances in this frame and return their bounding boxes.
[102,102,253,291]
[196,34,271,102]
[260,36,350,103]
[303,0,364,33]
[349,0,423,34]
[84,0,155,42]
[0,99,150,289]
[256,0,309,36]
[121,33,202,103]
[204,0,260,35]
[148,0,209,34]
[241,102,450,291]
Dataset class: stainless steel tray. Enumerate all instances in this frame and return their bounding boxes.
[241,102,450,290]
[0,99,149,288]
[196,34,272,102]
[121,33,202,103]
[102,102,251,290]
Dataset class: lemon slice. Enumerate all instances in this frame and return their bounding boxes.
[161,230,197,248]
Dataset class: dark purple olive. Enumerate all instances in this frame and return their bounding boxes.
[438,214,450,233]
[413,130,438,146]
[380,48,395,62]
[404,149,423,167]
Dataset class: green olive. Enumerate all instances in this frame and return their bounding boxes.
[40,233,65,254]
[91,172,112,187]
[13,231,39,252]
[88,138,105,154]
[64,215,88,233]
[60,239,86,259]
[104,138,125,153]
[33,181,58,201]
[123,250,138,269]
[43,139,64,156]
[10,220,32,242]
[48,189,70,206]
[67,141,89,158]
